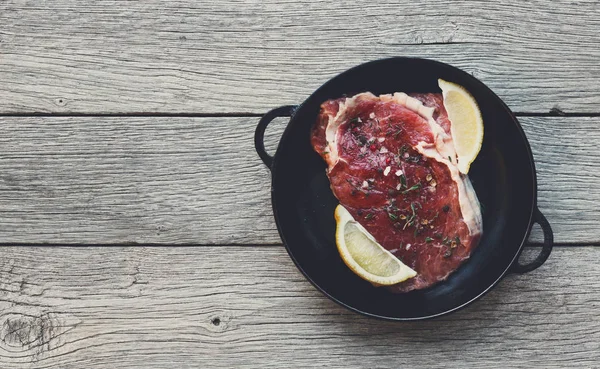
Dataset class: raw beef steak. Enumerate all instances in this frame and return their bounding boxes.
[311,92,482,292]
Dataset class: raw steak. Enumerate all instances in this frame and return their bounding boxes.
[311,92,482,292]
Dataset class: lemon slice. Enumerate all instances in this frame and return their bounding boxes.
[334,205,416,285]
[439,79,484,174]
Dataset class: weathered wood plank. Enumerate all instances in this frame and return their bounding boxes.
[1,0,599,113]
[0,116,597,244]
[0,116,276,245]
[0,246,597,368]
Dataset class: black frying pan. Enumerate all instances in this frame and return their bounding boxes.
[254,57,553,320]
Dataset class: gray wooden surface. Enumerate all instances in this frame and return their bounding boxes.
[0,115,597,245]
[2,0,600,114]
[0,0,599,368]
[0,247,598,369]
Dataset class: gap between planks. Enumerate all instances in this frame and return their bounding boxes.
[2,112,600,118]
[0,243,595,248]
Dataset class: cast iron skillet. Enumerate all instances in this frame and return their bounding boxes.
[254,57,553,320]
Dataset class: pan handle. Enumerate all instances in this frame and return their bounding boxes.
[254,105,297,170]
[510,207,554,274]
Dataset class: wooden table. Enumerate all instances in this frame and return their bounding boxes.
[1,1,599,368]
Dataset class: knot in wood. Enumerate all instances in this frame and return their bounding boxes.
[0,312,56,351]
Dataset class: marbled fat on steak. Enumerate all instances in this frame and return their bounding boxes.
[311,92,483,292]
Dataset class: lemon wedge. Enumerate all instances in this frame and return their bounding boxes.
[334,205,416,285]
[439,79,484,174]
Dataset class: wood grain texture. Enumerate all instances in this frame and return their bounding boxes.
[1,0,600,113]
[0,246,598,369]
[0,115,598,244]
